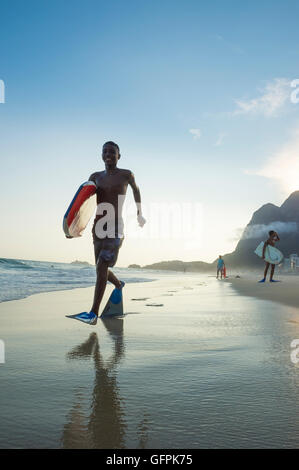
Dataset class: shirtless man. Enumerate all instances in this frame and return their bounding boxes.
[77,141,145,325]
[258,230,280,283]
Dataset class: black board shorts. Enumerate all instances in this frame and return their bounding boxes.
[93,237,123,267]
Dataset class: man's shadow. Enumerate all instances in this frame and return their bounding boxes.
[61,318,149,449]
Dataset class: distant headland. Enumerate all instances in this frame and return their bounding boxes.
[70,260,91,266]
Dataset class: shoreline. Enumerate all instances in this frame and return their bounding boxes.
[0,269,206,306]
[1,270,299,311]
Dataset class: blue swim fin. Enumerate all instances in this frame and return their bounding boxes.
[101,282,125,318]
[66,311,97,325]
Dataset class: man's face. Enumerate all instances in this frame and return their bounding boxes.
[102,144,120,167]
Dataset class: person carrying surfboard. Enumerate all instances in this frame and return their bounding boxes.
[77,141,146,325]
[258,230,280,283]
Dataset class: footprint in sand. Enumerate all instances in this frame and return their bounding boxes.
[131,298,149,301]
[146,303,164,307]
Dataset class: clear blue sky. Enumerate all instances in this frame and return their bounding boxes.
[1,0,299,265]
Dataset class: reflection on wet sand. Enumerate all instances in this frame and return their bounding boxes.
[62,318,149,449]
[62,318,127,448]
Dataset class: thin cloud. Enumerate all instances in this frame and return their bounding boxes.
[215,132,227,146]
[229,227,244,242]
[213,34,244,54]
[189,129,201,140]
[233,78,291,117]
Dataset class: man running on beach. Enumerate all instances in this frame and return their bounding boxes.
[77,141,146,325]
[258,230,280,283]
[216,255,225,279]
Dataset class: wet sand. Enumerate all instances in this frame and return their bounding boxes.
[0,273,299,448]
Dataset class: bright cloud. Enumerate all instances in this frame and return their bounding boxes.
[233,78,291,117]
[245,129,299,193]
[230,222,297,241]
[189,128,201,140]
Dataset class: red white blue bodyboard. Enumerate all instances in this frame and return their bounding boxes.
[63,181,96,238]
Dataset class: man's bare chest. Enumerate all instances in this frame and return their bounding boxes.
[94,173,128,194]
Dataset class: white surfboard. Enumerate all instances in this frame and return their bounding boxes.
[254,242,283,265]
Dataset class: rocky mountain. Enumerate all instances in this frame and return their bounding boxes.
[217,191,299,268]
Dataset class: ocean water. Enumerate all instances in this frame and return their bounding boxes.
[0,258,155,303]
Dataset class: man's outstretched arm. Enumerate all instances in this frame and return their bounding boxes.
[128,172,146,227]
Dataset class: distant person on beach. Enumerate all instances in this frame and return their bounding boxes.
[216,256,225,279]
[76,141,146,325]
[259,230,280,283]
[221,264,226,279]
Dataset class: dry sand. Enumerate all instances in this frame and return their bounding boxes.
[229,274,299,310]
